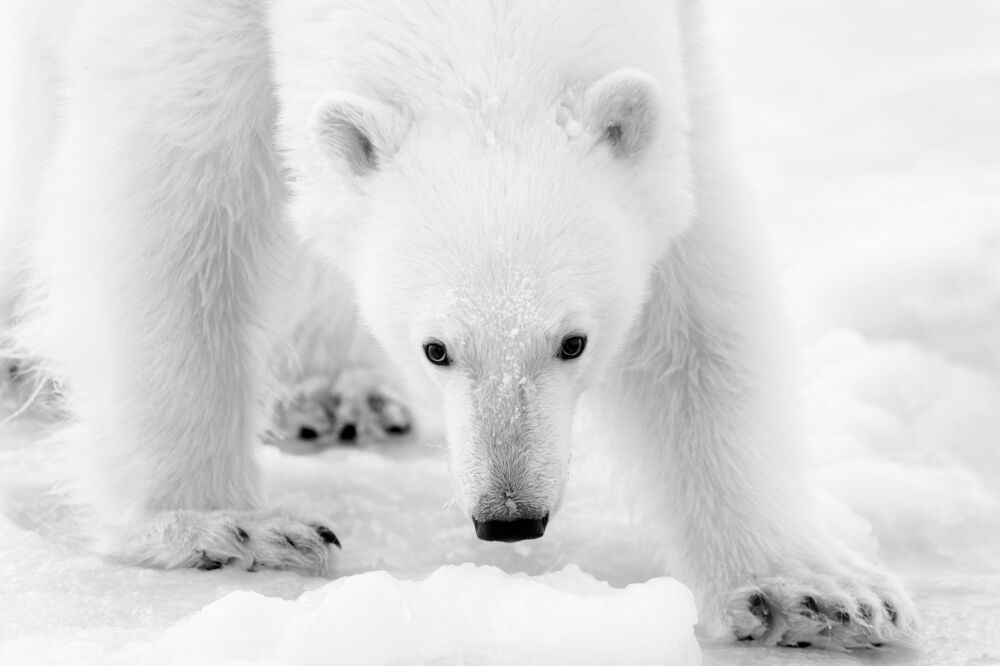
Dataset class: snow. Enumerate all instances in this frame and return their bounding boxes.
[3,1,1000,664]
[0,557,697,665]
[156,566,697,666]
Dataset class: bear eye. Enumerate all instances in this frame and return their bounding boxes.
[423,340,451,366]
[558,335,587,361]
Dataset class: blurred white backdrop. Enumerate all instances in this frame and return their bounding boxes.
[710,1,1000,662]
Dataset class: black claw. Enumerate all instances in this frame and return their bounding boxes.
[884,601,898,625]
[858,603,874,624]
[339,423,357,442]
[748,592,768,621]
[233,526,250,544]
[737,634,755,642]
[314,525,341,548]
[801,596,819,614]
[195,550,224,570]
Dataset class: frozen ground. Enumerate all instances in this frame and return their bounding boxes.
[2,1,999,664]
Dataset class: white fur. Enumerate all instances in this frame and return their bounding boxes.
[0,0,915,649]
[1,0,342,572]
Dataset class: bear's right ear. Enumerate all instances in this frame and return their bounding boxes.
[308,92,410,176]
[583,68,663,159]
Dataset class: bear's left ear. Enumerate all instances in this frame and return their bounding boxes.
[309,92,410,176]
[583,68,662,159]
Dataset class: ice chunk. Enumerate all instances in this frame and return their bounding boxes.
[159,564,701,666]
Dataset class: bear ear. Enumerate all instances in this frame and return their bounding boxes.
[308,92,410,176]
[584,68,662,159]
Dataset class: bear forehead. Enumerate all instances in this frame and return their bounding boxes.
[286,0,684,113]
[375,185,632,331]
[375,123,626,229]
[436,260,555,325]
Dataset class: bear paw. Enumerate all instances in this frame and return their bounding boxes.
[115,510,341,576]
[274,368,412,446]
[726,575,917,650]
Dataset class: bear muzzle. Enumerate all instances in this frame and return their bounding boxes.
[472,515,549,542]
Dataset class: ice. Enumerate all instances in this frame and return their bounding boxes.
[149,565,698,666]
[4,1,1000,664]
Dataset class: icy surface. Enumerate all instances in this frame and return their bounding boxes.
[157,565,697,666]
[3,1,1000,664]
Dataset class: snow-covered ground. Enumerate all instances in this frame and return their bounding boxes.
[2,1,999,664]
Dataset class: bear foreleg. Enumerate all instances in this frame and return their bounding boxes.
[599,219,916,649]
[19,0,339,574]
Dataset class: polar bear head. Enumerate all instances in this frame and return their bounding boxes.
[306,69,692,541]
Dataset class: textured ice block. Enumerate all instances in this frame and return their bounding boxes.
[160,563,701,665]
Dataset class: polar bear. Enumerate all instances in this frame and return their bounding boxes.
[0,0,915,649]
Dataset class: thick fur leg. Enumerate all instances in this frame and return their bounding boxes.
[602,225,918,649]
[589,3,918,649]
[600,202,918,647]
[0,2,67,314]
[0,1,70,405]
[12,0,336,571]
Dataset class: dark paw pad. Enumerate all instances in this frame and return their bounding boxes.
[732,590,772,641]
[314,524,341,548]
[748,592,769,622]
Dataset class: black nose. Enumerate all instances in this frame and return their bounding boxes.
[473,515,549,542]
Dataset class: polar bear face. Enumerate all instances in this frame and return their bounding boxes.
[307,70,692,539]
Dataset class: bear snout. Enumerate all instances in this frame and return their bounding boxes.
[472,515,549,543]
